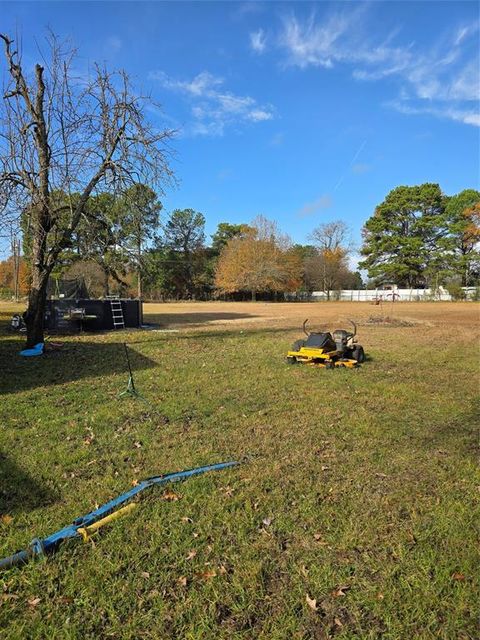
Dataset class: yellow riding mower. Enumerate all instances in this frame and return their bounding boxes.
[286,319,365,369]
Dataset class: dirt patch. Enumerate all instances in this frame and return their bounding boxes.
[362,315,420,327]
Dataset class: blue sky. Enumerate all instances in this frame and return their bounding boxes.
[1,1,479,265]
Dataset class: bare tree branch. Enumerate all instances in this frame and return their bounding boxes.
[0,31,176,346]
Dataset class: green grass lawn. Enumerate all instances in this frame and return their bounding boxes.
[0,309,478,639]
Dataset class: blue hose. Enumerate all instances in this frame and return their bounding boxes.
[0,460,239,570]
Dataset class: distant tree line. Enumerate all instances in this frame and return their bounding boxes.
[2,182,478,303]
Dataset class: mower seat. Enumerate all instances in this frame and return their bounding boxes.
[305,332,336,351]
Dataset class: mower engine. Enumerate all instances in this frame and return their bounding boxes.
[332,329,355,355]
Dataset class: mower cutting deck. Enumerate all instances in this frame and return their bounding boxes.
[286,319,365,369]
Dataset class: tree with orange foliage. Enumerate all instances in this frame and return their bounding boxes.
[214,216,302,300]
[444,190,480,285]
[0,255,29,298]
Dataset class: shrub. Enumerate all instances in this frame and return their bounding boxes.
[446,282,467,301]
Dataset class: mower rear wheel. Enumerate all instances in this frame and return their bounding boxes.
[352,346,365,363]
[285,356,298,365]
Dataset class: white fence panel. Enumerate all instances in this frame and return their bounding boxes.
[309,287,477,302]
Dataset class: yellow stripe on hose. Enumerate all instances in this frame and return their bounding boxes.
[77,503,137,542]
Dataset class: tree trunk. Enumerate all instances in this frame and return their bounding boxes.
[24,202,52,347]
[251,290,256,301]
[24,271,50,347]
[102,267,110,297]
[137,237,142,299]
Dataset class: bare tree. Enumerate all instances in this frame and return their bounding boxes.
[309,220,351,253]
[304,250,351,300]
[307,220,352,299]
[0,32,175,346]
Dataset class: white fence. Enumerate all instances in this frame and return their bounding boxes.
[308,287,477,302]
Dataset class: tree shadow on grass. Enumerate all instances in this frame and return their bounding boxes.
[0,454,59,514]
[0,339,156,396]
[421,404,479,461]
[127,324,296,346]
[142,311,260,329]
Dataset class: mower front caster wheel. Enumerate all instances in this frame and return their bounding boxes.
[285,357,298,365]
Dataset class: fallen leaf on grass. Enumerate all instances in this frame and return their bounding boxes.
[321,466,329,472]
[334,617,343,628]
[262,518,272,527]
[0,515,13,526]
[141,571,150,579]
[218,565,227,575]
[332,585,350,598]
[133,441,142,449]
[376,593,384,600]
[27,597,41,607]
[452,572,465,581]
[186,550,197,560]
[406,531,417,545]
[195,569,217,580]
[162,490,181,502]
[132,479,139,487]
[1,593,19,601]
[177,576,187,587]
[306,594,317,611]
[181,517,193,524]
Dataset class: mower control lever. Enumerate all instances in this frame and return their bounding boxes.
[303,319,310,336]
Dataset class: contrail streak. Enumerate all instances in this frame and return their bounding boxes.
[333,139,367,192]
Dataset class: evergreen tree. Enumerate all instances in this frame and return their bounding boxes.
[360,184,446,287]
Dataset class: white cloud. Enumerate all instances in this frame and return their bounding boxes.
[248,108,273,122]
[233,2,264,20]
[150,70,275,136]
[217,93,255,113]
[454,22,479,46]
[297,194,333,218]
[149,70,222,97]
[390,100,480,127]
[250,28,267,53]
[269,132,284,146]
[352,163,370,175]
[277,9,480,127]
[105,36,122,54]
[280,13,339,69]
